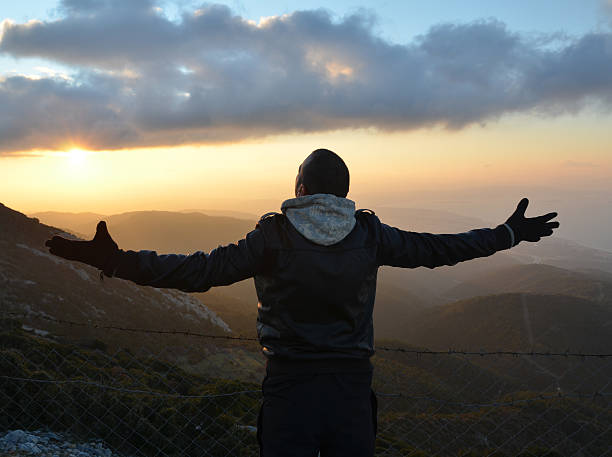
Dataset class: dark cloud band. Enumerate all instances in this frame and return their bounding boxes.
[1,0,611,152]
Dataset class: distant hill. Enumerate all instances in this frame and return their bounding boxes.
[401,292,611,353]
[384,291,612,406]
[27,205,612,345]
[446,264,612,304]
[179,208,259,220]
[509,235,612,274]
[29,211,106,236]
[32,210,256,254]
[0,202,231,352]
[353,207,612,306]
[373,207,489,233]
[372,268,430,340]
[194,283,259,337]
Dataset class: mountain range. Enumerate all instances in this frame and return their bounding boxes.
[5,200,612,360]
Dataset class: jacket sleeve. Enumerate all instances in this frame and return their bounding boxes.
[106,227,267,292]
[377,222,513,269]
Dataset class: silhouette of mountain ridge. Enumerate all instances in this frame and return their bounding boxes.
[0,202,231,351]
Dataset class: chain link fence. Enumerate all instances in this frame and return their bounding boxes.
[1,314,611,456]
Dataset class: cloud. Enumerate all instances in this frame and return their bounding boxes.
[1,1,612,153]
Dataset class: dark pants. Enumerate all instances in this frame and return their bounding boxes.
[257,361,377,457]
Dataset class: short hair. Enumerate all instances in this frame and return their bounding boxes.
[301,149,350,198]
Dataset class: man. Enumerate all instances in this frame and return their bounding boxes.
[45,148,559,457]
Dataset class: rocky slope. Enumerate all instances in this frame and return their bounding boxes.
[0,202,230,352]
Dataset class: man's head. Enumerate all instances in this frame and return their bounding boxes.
[295,149,350,198]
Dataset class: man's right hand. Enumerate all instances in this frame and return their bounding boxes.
[504,198,559,245]
[45,221,119,271]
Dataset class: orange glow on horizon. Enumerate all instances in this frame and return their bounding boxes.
[0,111,611,216]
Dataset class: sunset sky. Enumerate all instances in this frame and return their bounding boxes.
[1,1,611,249]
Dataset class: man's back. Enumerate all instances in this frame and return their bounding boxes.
[254,196,378,360]
[254,193,511,362]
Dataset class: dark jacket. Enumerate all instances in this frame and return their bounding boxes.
[109,195,512,360]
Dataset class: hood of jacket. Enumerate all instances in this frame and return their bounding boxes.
[280,193,356,246]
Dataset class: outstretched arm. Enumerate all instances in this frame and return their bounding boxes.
[378,198,559,269]
[45,221,267,293]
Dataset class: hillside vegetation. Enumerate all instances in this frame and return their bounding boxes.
[2,320,609,456]
[400,293,612,353]
[0,319,260,457]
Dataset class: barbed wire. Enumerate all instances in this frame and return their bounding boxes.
[1,311,258,342]
[4,311,612,358]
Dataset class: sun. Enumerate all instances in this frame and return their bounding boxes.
[67,148,91,167]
